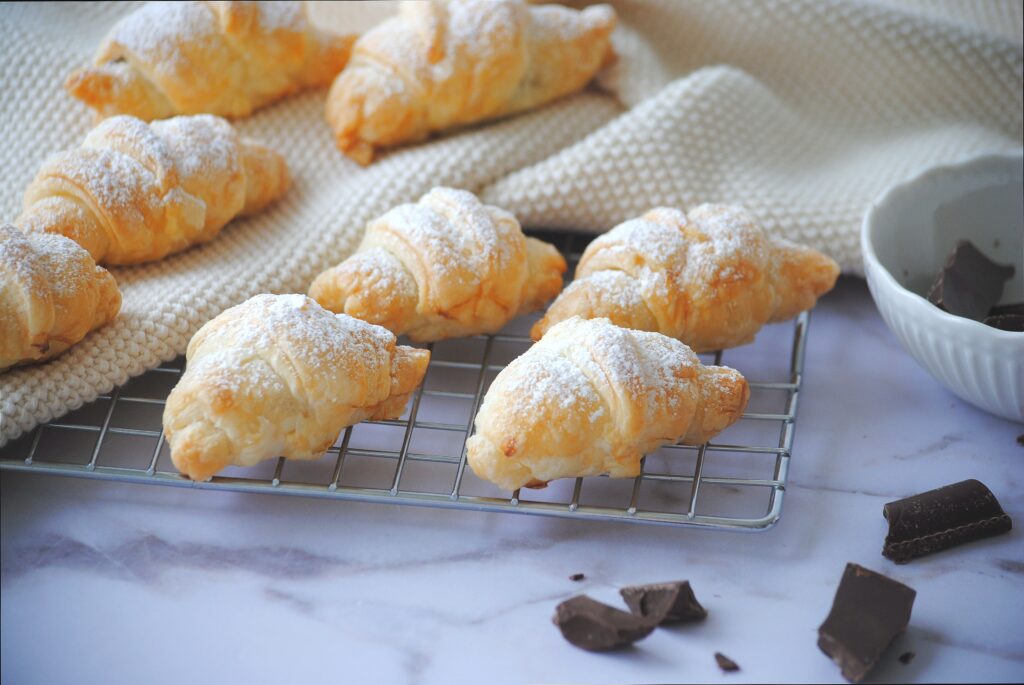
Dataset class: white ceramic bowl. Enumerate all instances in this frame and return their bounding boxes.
[862,150,1024,423]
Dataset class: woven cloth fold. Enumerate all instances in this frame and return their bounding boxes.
[1,0,1021,446]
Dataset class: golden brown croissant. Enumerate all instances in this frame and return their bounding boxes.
[466,316,749,491]
[66,1,355,121]
[308,187,566,342]
[163,294,430,481]
[325,0,617,164]
[0,224,121,371]
[18,114,289,265]
[532,205,841,352]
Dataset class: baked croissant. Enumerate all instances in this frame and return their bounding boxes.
[325,0,617,164]
[66,1,355,121]
[532,205,841,352]
[308,187,566,342]
[1,224,121,371]
[18,114,289,265]
[163,294,430,481]
[466,317,749,491]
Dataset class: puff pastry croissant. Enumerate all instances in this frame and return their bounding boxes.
[163,294,430,481]
[66,1,355,121]
[309,187,566,342]
[18,114,289,265]
[466,317,749,491]
[1,224,121,371]
[325,0,617,164]
[532,205,841,352]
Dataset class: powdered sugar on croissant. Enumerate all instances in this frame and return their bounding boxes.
[325,0,616,164]
[466,317,749,491]
[309,187,566,342]
[1,225,121,370]
[532,205,840,351]
[163,294,430,481]
[66,1,355,121]
[18,114,289,265]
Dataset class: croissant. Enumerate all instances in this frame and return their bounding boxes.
[325,0,617,164]
[1,224,121,371]
[66,1,355,121]
[466,317,749,491]
[308,187,566,342]
[532,205,841,352]
[18,114,289,265]
[163,294,430,481]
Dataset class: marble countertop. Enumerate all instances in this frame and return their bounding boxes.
[2,277,1022,684]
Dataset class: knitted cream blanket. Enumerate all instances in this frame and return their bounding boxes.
[1,0,1021,445]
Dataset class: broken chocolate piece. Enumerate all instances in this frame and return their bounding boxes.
[818,563,916,683]
[898,651,915,665]
[553,596,656,651]
[715,652,740,672]
[1017,434,1024,447]
[569,573,586,582]
[883,479,1012,563]
[984,314,1024,331]
[619,580,707,624]
[927,240,1015,321]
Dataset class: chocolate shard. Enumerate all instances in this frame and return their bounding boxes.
[818,563,916,683]
[553,596,656,651]
[927,240,1015,321]
[882,479,1012,563]
[619,580,707,624]
[983,313,1024,331]
[714,652,740,672]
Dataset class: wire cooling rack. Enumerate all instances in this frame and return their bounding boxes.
[0,231,811,531]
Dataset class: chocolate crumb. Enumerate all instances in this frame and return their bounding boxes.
[553,596,656,652]
[569,573,586,582]
[1017,434,1024,447]
[620,580,707,624]
[898,651,915,665]
[715,652,740,672]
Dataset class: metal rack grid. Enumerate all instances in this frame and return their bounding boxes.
[0,231,811,531]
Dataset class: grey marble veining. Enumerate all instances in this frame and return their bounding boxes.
[2,278,1022,684]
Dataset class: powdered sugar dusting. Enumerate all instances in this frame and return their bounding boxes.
[107,1,215,71]
[0,225,97,305]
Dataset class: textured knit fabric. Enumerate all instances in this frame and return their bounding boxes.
[1,0,1021,446]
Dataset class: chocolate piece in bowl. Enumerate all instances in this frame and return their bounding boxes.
[984,302,1024,331]
[882,479,1012,563]
[926,240,1015,321]
[619,580,707,624]
[553,595,656,651]
[818,563,916,683]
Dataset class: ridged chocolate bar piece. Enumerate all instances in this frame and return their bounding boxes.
[553,596,656,651]
[927,241,1015,321]
[883,479,1012,563]
[619,580,707,624]
[818,564,916,683]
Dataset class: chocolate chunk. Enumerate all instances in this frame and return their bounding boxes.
[983,314,1024,331]
[714,652,740,672]
[898,651,915,665]
[553,596,656,651]
[569,573,586,582]
[1018,434,1024,447]
[927,241,1015,321]
[818,563,916,683]
[883,479,1012,563]
[619,580,707,624]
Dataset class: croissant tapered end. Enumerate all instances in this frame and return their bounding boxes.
[64,62,175,122]
[239,139,291,215]
[769,242,840,323]
[682,366,750,446]
[308,248,420,334]
[18,195,111,263]
[530,270,658,341]
[521,237,568,314]
[369,345,431,420]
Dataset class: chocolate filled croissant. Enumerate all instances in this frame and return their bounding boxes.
[1,224,121,370]
[532,205,840,351]
[163,294,430,481]
[309,187,566,342]
[66,0,355,121]
[18,114,289,265]
[325,0,617,164]
[467,317,749,491]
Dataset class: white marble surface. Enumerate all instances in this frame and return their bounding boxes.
[2,277,1023,684]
